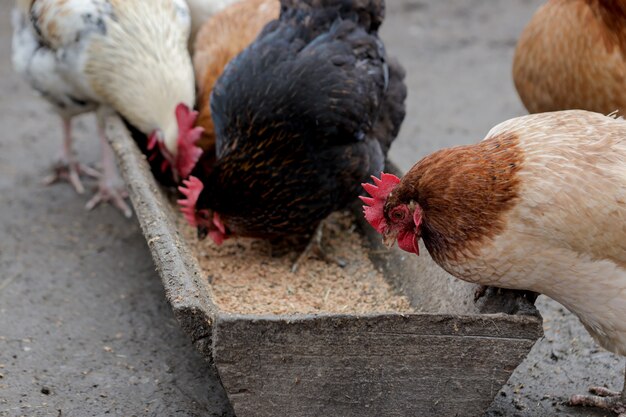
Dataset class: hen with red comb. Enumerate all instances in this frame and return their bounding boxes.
[177,0,407,260]
[12,0,197,216]
[178,176,227,244]
[362,110,626,416]
[178,176,204,227]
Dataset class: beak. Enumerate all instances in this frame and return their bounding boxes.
[197,225,208,240]
[382,230,397,249]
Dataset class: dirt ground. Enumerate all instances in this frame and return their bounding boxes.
[0,0,624,416]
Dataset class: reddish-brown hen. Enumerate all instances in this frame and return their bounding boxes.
[363,110,626,416]
[513,0,626,114]
[192,0,280,169]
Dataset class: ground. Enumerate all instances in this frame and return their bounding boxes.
[0,1,624,416]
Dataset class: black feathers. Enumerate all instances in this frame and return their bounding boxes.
[200,0,406,238]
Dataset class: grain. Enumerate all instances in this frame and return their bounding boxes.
[178,210,413,315]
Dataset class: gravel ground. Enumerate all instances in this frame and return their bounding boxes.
[1,1,624,416]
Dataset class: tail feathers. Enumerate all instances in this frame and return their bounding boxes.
[279,0,385,32]
[374,57,407,155]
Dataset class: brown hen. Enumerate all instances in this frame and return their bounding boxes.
[192,0,280,169]
[513,0,626,114]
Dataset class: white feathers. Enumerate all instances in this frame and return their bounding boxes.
[11,1,102,118]
[11,0,196,154]
[85,0,196,153]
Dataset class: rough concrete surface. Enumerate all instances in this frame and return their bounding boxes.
[0,1,623,416]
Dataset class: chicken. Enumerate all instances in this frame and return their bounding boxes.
[11,0,202,215]
[362,110,626,415]
[179,0,407,265]
[191,0,280,175]
[513,0,626,114]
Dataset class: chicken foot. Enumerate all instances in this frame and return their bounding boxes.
[85,115,132,218]
[569,366,626,417]
[42,117,100,194]
[291,221,347,273]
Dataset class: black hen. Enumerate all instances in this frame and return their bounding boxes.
[178,0,407,245]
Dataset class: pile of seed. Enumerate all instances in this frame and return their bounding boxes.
[178,211,413,315]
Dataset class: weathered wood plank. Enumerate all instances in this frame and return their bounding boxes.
[214,314,541,417]
[106,116,218,356]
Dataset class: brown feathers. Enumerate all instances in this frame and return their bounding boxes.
[513,0,626,114]
[193,0,279,154]
[585,0,626,57]
[392,133,523,265]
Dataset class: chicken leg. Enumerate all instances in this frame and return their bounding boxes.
[85,115,132,218]
[291,221,347,273]
[569,365,626,416]
[42,117,100,194]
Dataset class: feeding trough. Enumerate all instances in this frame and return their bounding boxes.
[107,116,543,417]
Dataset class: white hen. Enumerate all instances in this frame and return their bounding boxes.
[12,0,199,216]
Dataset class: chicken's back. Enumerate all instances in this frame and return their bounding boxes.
[193,0,279,154]
[489,111,626,269]
[513,0,626,114]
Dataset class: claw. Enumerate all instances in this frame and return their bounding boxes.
[42,161,100,195]
[86,184,132,218]
[291,222,347,273]
[589,387,621,398]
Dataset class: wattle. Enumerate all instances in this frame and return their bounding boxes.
[397,230,419,255]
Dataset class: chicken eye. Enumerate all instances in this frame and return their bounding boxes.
[197,210,210,220]
[392,209,405,220]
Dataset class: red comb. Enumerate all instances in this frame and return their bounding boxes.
[175,103,204,179]
[178,176,204,226]
[360,172,401,233]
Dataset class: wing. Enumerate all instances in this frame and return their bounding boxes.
[28,0,111,50]
[211,17,387,156]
